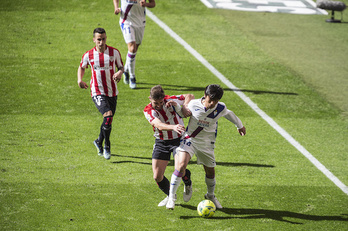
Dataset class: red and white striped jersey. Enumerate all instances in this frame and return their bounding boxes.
[144,95,186,140]
[80,45,123,97]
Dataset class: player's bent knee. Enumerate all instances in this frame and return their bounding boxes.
[102,116,113,130]
[103,110,113,117]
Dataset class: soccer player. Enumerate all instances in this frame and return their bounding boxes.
[113,0,156,89]
[77,28,124,160]
[166,84,246,210]
[144,85,194,206]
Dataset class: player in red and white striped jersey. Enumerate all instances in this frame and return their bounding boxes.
[77,28,124,160]
[144,85,194,206]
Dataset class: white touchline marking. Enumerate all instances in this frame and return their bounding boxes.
[147,10,348,196]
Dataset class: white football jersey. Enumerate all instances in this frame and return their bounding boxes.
[119,0,146,27]
[184,98,243,144]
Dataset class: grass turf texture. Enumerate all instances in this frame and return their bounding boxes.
[1,0,347,230]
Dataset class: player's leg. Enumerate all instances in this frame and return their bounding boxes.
[152,159,170,206]
[120,24,135,85]
[171,140,192,202]
[178,151,192,202]
[93,96,117,160]
[101,110,113,159]
[167,150,192,209]
[127,26,144,89]
[203,165,222,209]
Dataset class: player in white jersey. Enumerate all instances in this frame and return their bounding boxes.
[78,28,124,160]
[166,84,246,210]
[113,0,156,89]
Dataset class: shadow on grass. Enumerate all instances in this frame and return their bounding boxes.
[111,154,274,168]
[136,82,298,96]
[179,204,348,224]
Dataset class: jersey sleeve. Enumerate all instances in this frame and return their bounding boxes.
[144,104,157,123]
[223,108,244,129]
[113,48,124,70]
[80,52,89,69]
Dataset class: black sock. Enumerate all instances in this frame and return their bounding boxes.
[157,176,170,196]
[182,169,192,186]
[97,124,104,145]
[102,116,113,147]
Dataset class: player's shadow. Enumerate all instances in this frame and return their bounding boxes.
[137,82,298,96]
[111,154,152,165]
[110,153,274,168]
[179,204,348,224]
[216,162,274,168]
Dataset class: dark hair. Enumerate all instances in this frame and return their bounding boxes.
[93,28,106,36]
[150,85,165,100]
[204,84,224,100]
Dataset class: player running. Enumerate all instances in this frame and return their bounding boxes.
[113,0,156,89]
[166,84,246,210]
[77,28,124,160]
[144,85,194,206]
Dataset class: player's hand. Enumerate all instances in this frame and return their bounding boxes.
[140,0,146,7]
[114,8,121,15]
[78,81,88,89]
[113,71,123,83]
[181,104,192,117]
[238,126,246,136]
[166,100,178,107]
[174,124,185,135]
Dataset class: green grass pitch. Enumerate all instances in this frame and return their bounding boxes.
[0,0,347,230]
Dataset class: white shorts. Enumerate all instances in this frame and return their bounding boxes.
[120,23,145,45]
[176,138,216,167]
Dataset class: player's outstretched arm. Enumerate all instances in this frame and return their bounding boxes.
[224,109,246,136]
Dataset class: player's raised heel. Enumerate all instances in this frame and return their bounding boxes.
[103,146,111,160]
[93,140,103,156]
[129,77,136,89]
[183,183,193,202]
[123,72,129,84]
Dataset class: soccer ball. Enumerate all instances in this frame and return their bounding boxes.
[197,200,216,218]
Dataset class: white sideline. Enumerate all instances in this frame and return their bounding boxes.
[146,10,348,196]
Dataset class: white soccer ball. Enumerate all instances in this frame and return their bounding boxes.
[197,199,216,218]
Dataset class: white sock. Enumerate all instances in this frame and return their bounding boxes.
[126,51,136,78]
[169,170,182,200]
[205,176,216,196]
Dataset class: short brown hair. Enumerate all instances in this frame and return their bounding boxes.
[150,85,165,100]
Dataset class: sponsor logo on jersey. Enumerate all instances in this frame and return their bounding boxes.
[197,120,210,127]
[94,65,113,71]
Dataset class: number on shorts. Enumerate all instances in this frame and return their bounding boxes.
[182,139,191,147]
